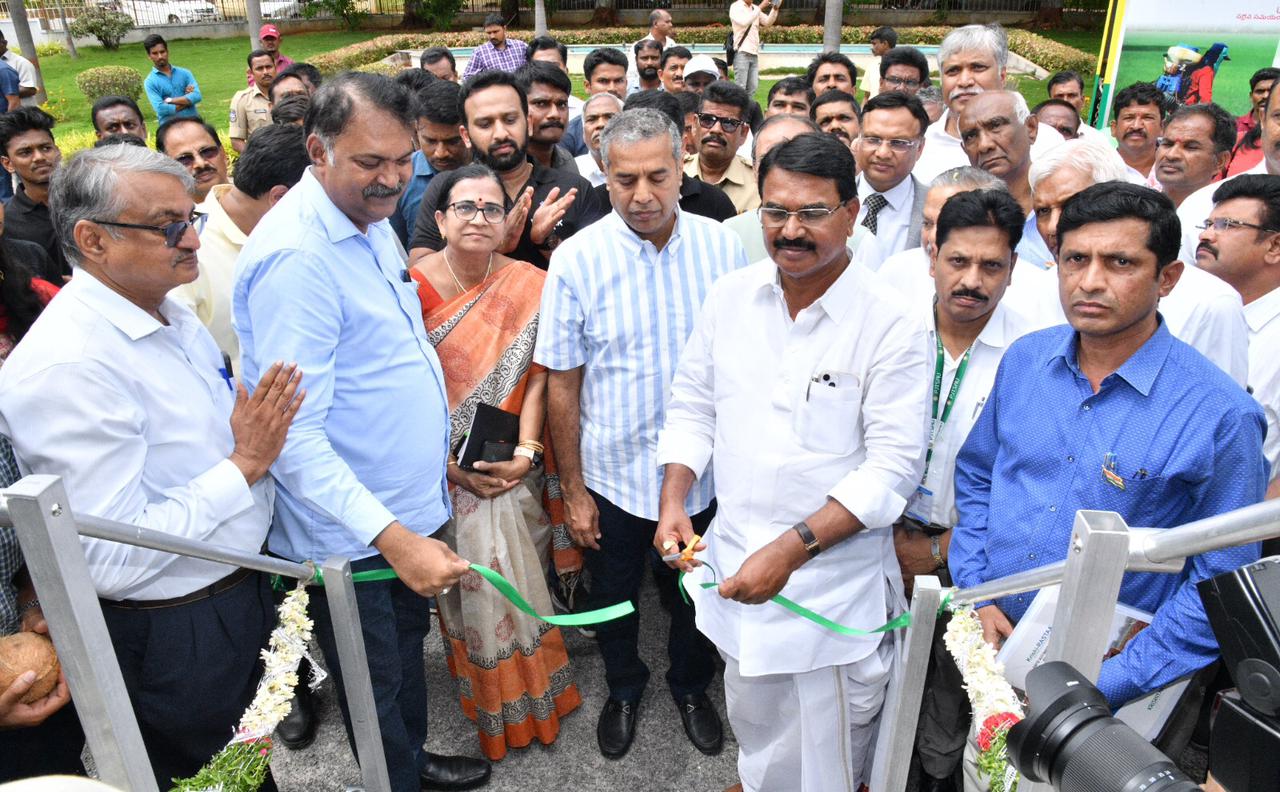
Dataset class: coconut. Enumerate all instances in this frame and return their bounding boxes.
[0,632,60,704]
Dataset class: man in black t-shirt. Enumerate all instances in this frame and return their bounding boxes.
[408,71,604,268]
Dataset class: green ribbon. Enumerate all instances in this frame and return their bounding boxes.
[310,563,635,627]
[678,562,954,636]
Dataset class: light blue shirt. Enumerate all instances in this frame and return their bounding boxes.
[144,65,202,122]
[390,150,434,248]
[233,168,452,563]
[535,209,748,519]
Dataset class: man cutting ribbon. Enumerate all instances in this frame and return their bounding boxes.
[654,132,928,792]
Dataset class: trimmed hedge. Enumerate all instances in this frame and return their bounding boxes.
[74,65,145,103]
[309,25,1095,77]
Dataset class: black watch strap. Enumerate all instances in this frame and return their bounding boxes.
[792,520,821,558]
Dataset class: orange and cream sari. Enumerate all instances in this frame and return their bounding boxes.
[412,260,581,760]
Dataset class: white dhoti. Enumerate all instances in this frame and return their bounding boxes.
[722,635,895,792]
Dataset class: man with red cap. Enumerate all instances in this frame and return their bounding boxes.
[247,24,294,86]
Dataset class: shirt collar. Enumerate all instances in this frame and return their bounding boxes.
[9,184,39,211]
[925,297,1017,352]
[926,112,960,144]
[1051,317,1173,397]
[1245,284,1280,333]
[697,154,752,186]
[69,269,167,341]
[412,149,434,178]
[606,206,686,252]
[299,167,368,245]
[200,183,248,246]
[857,172,914,207]
[751,249,865,324]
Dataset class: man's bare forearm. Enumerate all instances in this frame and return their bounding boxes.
[660,463,696,512]
[546,368,587,494]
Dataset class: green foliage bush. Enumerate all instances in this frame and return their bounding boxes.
[304,0,368,31]
[74,65,144,103]
[68,7,135,50]
[309,25,1094,76]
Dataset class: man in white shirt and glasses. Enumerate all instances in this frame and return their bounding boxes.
[656,132,927,792]
[854,91,929,259]
[894,187,1037,792]
[0,145,302,789]
[538,108,748,760]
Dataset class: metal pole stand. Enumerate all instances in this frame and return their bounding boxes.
[5,475,159,792]
[321,556,391,792]
[877,575,943,792]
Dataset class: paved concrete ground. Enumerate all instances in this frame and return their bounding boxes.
[270,576,742,791]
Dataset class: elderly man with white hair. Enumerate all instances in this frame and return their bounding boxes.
[1024,136,1249,382]
[574,91,624,186]
[911,24,1064,183]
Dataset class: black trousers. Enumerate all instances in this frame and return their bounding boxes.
[310,553,432,792]
[101,572,277,791]
[582,490,717,703]
[0,701,86,782]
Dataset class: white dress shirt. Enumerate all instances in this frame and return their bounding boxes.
[170,184,243,373]
[855,173,915,259]
[906,300,1038,528]
[1176,159,1271,264]
[911,111,1066,184]
[575,152,606,187]
[1246,286,1280,481]
[658,258,928,676]
[0,270,273,600]
[568,93,583,122]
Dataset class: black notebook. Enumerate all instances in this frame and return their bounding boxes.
[456,403,521,471]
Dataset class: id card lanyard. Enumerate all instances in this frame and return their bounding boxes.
[921,311,972,487]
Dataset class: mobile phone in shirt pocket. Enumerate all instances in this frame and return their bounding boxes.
[795,371,863,455]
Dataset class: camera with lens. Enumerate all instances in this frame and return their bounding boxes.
[1004,555,1280,792]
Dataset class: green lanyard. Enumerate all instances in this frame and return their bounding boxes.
[922,309,972,483]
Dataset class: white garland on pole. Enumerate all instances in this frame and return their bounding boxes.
[944,605,1025,792]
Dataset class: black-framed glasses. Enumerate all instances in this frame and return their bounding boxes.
[758,201,848,228]
[173,145,222,168]
[696,112,745,133]
[447,201,506,224]
[858,135,922,153]
[91,211,206,247]
[1198,217,1279,233]
[882,76,922,90]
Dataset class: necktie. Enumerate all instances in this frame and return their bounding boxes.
[862,193,888,235]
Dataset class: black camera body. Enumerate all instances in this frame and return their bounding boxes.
[1005,556,1280,792]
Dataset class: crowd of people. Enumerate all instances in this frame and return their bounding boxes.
[0,13,1276,792]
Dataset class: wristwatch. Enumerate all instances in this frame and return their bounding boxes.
[791,520,821,558]
[930,535,946,570]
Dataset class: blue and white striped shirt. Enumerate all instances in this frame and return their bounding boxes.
[535,209,748,519]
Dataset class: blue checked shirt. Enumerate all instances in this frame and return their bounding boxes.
[535,209,748,520]
[234,168,452,563]
[144,65,202,122]
[950,320,1266,706]
[461,39,529,79]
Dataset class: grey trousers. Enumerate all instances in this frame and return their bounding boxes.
[733,51,760,96]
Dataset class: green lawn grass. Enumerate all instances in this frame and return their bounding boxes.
[1114,31,1280,116]
[39,29,369,147]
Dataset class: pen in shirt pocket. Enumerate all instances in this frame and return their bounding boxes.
[219,352,234,392]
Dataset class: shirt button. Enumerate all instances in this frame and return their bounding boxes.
[1049,505,1057,512]
[1028,552,1037,561]
[1082,404,1092,411]
[1067,455,1074,462]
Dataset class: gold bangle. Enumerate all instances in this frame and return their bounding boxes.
[517,440,544,453]
[447,459,459,467]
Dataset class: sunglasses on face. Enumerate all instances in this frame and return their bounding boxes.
[696,112,745,133]
[93,210,206,247]
[173,145,221,169]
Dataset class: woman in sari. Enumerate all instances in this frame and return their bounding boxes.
[410,164,580,760]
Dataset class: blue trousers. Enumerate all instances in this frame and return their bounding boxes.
[583,491,717,703]
[311,553,431,792]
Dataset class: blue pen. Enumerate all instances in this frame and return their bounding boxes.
[219,352,234,392]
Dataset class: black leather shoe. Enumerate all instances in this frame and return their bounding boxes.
[597,698,639,758]
[275,683,317,750]
[420,752,491,791]
[919,772,958,792]
[678,693,723,755]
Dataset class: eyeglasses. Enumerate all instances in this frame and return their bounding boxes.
[1198,217,1279,233]
[696,112,745,133]
[882,76,922,90]
[758,201,848,228]
[92,211,206,248]
[447,201,506,224]
[858,135,922,153]
[172,144,222,169]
